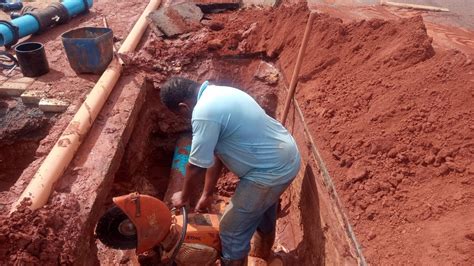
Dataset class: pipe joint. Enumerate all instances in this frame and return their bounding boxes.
[0,20,19,47]
[26,3,70,32]
[81,0,90,12]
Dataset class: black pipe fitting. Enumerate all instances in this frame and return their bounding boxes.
[10,6,37,20]
[26,2,70,32]
[82,0,90,12]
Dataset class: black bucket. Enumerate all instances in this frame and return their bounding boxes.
[15,42,49,77]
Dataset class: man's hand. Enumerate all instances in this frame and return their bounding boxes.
[195,194,214,213]
[171,191,188,209]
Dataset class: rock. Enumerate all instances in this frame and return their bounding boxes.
[148,3,203,37]
[369,139,393,154]
[254,61,279,85]
[347,164,369,183]
[394,173,404,183]
[446,162,466,173]
[368,231,377,240]
[194,0,241,13]
[396,153,409,164]
[366,210,376,220]
[387,148,398,158]
[465,233,474,241]
[357,199,370,210]
[437,147,452,160]
[467,163,474,174]
[437,164,450,176]
[423,154,435,165]
[207,39,224,50]
[201,20,225,31]
[209,21,225,31]
[365,181,381,194]
[388,178,399,188]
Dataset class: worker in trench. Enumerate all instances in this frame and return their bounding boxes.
[160,77,301,265]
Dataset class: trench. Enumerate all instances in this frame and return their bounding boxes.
[94,57,334,264]
[0,98,50,192]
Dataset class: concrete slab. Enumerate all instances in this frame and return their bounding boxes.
[193,0,241,13]
[0,77,35,96]
[20,90,46,105]
[148,3,203,37]
[38,98,69,113]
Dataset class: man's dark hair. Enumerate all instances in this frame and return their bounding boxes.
[160,77,200,110]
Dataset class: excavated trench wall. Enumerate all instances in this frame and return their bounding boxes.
[94,57,363,264]
[0,101,50,193]
[0,11,366,264]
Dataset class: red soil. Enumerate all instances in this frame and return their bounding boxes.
[132,4,474,263]
[244,4,474,264]
[1,2,473,265]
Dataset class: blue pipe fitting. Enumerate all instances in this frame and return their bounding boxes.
[0,0,93,47]
[171,135,192,177]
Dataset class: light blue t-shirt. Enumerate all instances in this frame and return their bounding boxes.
[188,81,301,186]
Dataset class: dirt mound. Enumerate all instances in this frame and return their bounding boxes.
[242,4,474,264]
[1,3,473,265]
[0,196,82,264]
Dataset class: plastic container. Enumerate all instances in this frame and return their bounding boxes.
[61,27,113,74]
[15,42,49,77]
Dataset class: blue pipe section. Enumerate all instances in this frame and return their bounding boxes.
[62,0,93,17]
[171,143,191,176]
[0,0,93,47]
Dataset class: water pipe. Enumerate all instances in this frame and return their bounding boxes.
[164,134,192,204]
[11,0,162,212]
[0,0,93,47]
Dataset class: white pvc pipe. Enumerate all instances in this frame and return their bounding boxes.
[11,0,162,212]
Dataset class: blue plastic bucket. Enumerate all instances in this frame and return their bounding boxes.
[61,27,113,74]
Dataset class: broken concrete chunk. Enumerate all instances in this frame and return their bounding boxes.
[149,23,165,38]
[254,61,279,85]
[39,98,69,113]
[21,90,46,105]
[148,2,203,37]
[0,77,35,96]
[193,0,241,13]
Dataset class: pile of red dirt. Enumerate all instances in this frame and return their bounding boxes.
[1,2,473,264]
[243,4,474,264]
[110,4,474,264]
[142,2,474,263]
[0,196,82,264]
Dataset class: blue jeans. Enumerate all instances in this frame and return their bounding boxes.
[219,178,292,260]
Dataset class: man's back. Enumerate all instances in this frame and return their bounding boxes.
[191,83,300,185]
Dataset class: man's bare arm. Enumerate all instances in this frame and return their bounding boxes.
[195,157,223,212]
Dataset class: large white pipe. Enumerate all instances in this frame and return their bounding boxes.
[11,0,162,212]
